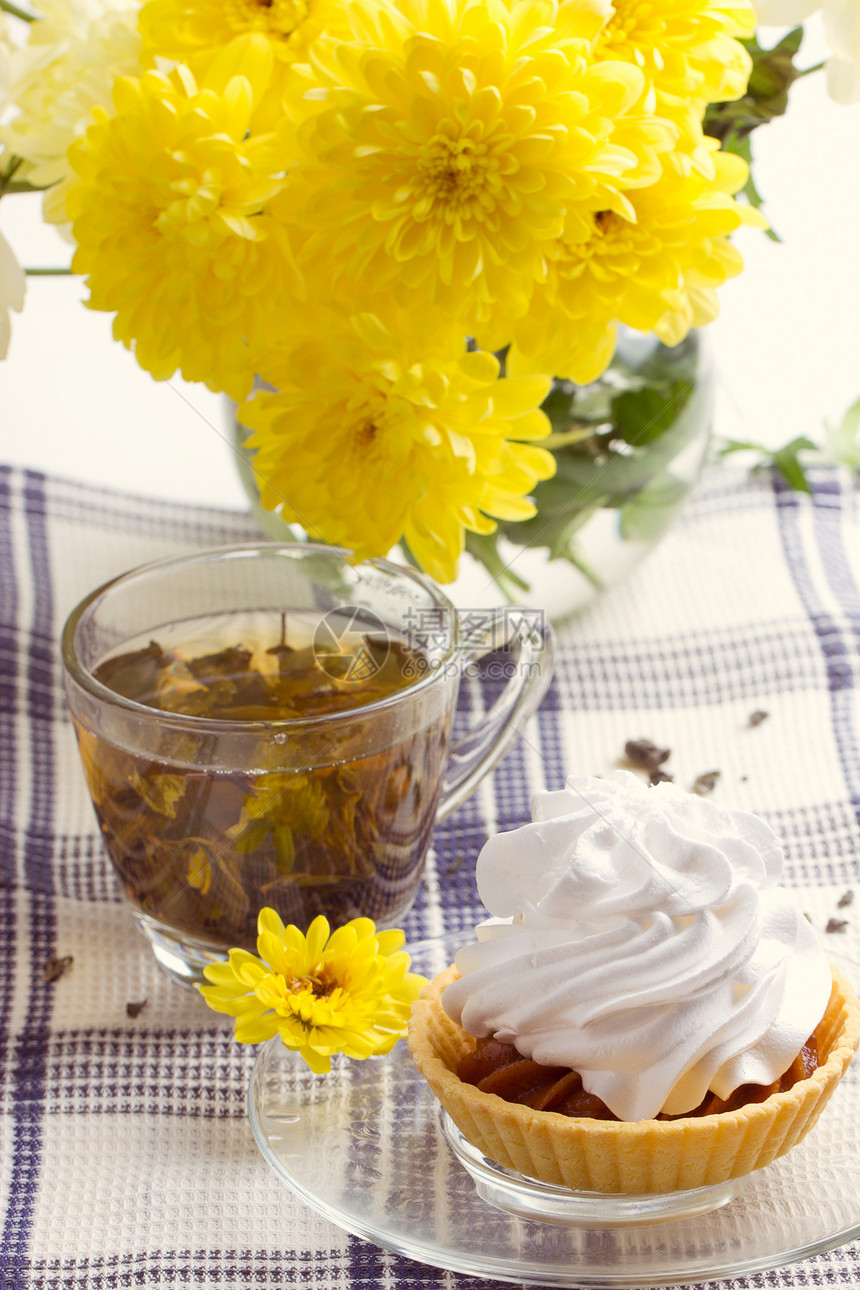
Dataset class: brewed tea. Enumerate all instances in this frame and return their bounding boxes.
[73,610,449,950]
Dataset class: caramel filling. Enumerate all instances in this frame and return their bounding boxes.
[457,1035,819,1120]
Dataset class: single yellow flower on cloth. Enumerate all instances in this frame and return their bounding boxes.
[200,909,428,1073]
[271,0,677,335]
[237,307,555,583]
[508,145,767,384]
[64,35,297,401]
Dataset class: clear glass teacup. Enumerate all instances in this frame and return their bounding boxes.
[61,543,553,987]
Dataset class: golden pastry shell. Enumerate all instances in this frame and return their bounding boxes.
[408,964,860,1195]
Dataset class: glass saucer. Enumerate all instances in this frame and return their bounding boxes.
[247,935,860,1288]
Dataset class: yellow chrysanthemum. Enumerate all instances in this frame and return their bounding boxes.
[140,0,350,67]
[138,0,354,124]
[271,0,676,333]
[64,35,296,401]
[594,0,755,108]
[238,308,555,583]
[588,0,755,174]
[200,909,427,1073]
[508,146,767,384]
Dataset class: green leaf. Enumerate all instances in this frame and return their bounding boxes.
[771,436,818,492]
[704,28,809,145]
[611,381,693,446]
[715,434,818,492]
[619,473,689,542]
[744,26,804,107]
[497,477,611,551]
[495,368,706,561]
[479,337,709,594]
[703,25,813,231]
[716,437,768,457]
[825,399,860,470]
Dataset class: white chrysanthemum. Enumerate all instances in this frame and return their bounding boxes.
[0,12,11,103]
[1,0,144,219]
[1,13,25,360]
[0,228,26,359]
[1,11,15,146]
[753,0,860,102]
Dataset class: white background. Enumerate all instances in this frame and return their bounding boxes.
[1,16,859,508]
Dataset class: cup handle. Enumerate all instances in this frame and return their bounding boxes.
[436,608,554,821]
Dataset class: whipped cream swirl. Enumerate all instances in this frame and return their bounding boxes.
[442,772,832,1121]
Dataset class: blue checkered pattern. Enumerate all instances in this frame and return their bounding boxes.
[0,462,858,1289]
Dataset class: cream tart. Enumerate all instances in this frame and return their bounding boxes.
[408,775,860,1193]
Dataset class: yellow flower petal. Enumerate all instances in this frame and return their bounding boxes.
[374,929,407,956]
[296,1047,332,1075]
[258,907,287,940]
[304,915,332,965]
[202,32,274,102]
[234,1014,281,1044]
[491,376,554,421]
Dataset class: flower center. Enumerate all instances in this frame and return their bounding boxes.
[157,180,227,249]
[596,0,665,61]
[554,210,640,277]
[340,390,414,464]
[225,0,314,41]
[355,420,378,450]
[288,972,332,999]
[417,133,497,216]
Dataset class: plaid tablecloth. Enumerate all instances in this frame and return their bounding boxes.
[1,461,858,1290]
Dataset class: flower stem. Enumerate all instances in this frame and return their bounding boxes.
[561,547,605,592]
[0,157,51,196]
[24,267,74,275]
[0,0,40,20]
[540,427,597,449]
[1,180,50,194]
[464,532,532,602]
